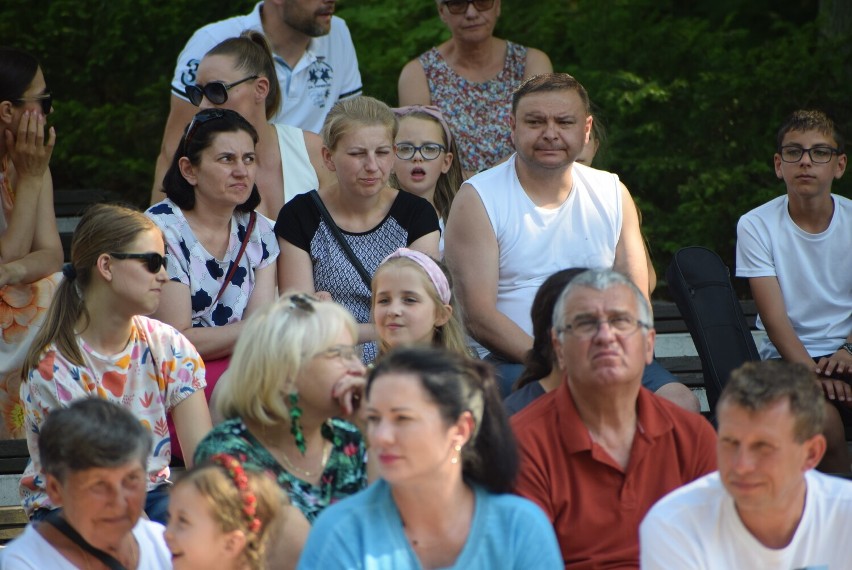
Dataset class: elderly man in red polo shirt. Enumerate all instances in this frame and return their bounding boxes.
[511,268,717,569]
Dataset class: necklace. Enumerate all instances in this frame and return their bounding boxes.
[278,439,332,479]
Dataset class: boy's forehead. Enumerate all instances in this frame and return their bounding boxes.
[781,128,837,147]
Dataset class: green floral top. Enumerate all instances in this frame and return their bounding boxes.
[194,417,367,523]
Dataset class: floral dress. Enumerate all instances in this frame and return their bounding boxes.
[194,417,367,523]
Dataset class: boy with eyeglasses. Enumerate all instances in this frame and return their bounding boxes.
[736,109,851,471]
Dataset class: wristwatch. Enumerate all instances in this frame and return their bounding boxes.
[842,342,852,356]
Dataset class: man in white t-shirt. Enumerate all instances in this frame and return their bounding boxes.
[641,360,852,569]
[151,0,361,202]
[736,109,851,471]
[444,73,697,410]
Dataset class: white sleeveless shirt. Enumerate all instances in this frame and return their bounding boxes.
[276,123,320,204]
[468,157,622,354]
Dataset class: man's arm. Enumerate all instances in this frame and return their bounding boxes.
[613,182,650,300]
[444,184,532,362]
[150,95,197,204]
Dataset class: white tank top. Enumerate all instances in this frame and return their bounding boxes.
[275,123,320,204]
[469,157,622,349]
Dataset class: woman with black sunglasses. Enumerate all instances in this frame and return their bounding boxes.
[150,31,335,220]
[0,46,64,440]
[20,203,213,525]
[147,108,279,444]
[398,0,553,178]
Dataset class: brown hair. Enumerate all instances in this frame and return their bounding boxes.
[776,109,845,153]
[22,204,158,375]
[512,73,591,116]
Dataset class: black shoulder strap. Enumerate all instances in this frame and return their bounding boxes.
[45,510,128,570]
[309,190,372,289]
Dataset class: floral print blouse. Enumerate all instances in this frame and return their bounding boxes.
[194,417,367,523]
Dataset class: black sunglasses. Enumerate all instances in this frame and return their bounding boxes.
[14,92,52,115]
[108,252,167,274]
[183,108,228,151]
[442,0,495,15]
[185,75,258,107]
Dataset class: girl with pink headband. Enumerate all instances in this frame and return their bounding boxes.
[371,247,469,357]
[390,106,463,255]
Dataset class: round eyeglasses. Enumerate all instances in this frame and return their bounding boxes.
[442,0,495,15]
[557,315,649,340]
[779,146,840,164]
[185,75,258,107]
[394,142,446,161]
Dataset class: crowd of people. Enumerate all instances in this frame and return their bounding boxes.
[1,0,851,568]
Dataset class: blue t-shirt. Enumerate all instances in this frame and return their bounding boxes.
[298,479,563,569]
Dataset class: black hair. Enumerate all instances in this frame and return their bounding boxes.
[367,346,519,493]
[776,109,845,153]
[0,47,39,103]
[161,108,261,211]
[514,268,588,391]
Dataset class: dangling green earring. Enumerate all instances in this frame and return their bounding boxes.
[288,392,306,455]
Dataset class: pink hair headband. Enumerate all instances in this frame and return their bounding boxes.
[392,105,453,149]
[381,248,451,305]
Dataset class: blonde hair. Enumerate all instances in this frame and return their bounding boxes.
[23,204,159,376]
[215,296,358,424]
[321,96,397,151]
[389,111,463,223]
[371,257,468,357]
[176,462,284,570]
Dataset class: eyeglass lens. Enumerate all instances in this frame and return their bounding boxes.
[779,146,837,164]
[444,0,495,14]
[395,143,445,161]
[185,75,258,107]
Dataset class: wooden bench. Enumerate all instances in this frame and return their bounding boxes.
[651,299,763,413]
[0,440,29,543]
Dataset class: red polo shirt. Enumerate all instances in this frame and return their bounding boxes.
[511,383,717,569]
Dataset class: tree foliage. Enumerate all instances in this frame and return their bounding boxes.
[3,0,850,293]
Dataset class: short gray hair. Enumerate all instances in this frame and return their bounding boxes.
[551,269,652,333]
[39,398,152,483]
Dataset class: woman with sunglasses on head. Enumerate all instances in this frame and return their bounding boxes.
[151,31,335,220]
[298,346,563,569]
[19,204,212,525]
[276,97,440,363]
[195,294,368,524]
[147,108,278,435]
[398,0,552,179]
[0,47,64,440]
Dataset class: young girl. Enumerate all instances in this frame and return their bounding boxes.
[166,453,309,570]
[390,105,463,255]
[371,247,467,357]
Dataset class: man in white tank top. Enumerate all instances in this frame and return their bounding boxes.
[445,73,696,412]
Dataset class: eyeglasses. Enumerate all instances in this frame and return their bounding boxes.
[394,142,446,161]
[779,145,840,164]
[13,92,52,115]
[318,344,364,362]
[442,0,495,15]
[183,108,228,151]
[557,315,649,340]
[108,252,168,274]
[185,75,258,107]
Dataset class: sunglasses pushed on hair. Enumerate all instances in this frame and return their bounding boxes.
[109,252,167,274]
[185,75,258,107]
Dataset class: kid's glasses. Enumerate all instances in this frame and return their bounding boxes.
[13,92,52,115]
[779,146,840,164]
[395,142,446,161]
[108,252,168,274]
[441,0,495,14]
[185,75,258,107]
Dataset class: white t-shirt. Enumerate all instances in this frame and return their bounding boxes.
[467,158,622,357]
[640,470,852,569]
[1,519,172,569]
[170,2,362,133]
[736,194,852,359]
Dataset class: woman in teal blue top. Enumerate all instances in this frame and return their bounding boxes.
[298,346,562,569]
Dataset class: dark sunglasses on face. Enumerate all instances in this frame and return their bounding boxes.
[108,252,168,274]
[185,75,259,107]
[442,0,495,15]
[13,92,52,115]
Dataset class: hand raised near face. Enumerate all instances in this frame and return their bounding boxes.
[6,111,56,181]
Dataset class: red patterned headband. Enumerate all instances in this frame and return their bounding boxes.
[392,105,453,149]
[210,454,262,534]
